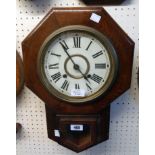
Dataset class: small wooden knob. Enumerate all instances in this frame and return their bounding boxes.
[16,52,24,96]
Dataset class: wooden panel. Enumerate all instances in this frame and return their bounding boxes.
[45,104,110,152]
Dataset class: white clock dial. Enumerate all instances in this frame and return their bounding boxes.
[38,26,118,103]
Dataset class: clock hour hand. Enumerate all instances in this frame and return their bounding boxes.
[60,42,91,83]
[75,66,91,84]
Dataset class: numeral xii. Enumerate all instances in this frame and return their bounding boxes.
[73,37,81,48]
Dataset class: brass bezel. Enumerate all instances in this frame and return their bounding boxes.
[37,25,118,103]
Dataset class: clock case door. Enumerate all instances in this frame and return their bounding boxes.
[46,104,110,152]
[22,7,134,152]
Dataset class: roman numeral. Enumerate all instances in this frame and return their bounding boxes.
[92,51,103,58]
[86,41,92,50]
[49,63,59,69]
[75,84,80,89]
[50,53,61,57]
[59,40,69,50]
[51,72,61,83]
[90,74,103,84]
[73,37,81,48]
[61,80,69,91]
[95,63,106,69]
[86,83,92,90]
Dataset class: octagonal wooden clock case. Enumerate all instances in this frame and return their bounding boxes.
[22,7,134,152]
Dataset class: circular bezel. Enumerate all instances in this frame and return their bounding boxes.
[37,25,118,103]
[64,54,90,79]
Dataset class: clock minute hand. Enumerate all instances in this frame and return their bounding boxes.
[60,42,81,69]
[60,42,91,84]
[60,42,75,65]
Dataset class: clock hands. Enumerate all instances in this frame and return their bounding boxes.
[59,42,76,66]
[74,64,91,84]
[60,42,91,84]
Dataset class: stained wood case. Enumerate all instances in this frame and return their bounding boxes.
[22,7,134,152]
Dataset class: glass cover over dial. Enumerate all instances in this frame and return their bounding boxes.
[38,26,118,103]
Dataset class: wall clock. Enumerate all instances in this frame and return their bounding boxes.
[83,0,126,5]
[22,7,134,152]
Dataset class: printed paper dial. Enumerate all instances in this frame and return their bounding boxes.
[38,26,118,103]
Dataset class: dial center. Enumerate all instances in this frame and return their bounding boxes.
[73,64,80,70]
[64,54,90,79]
